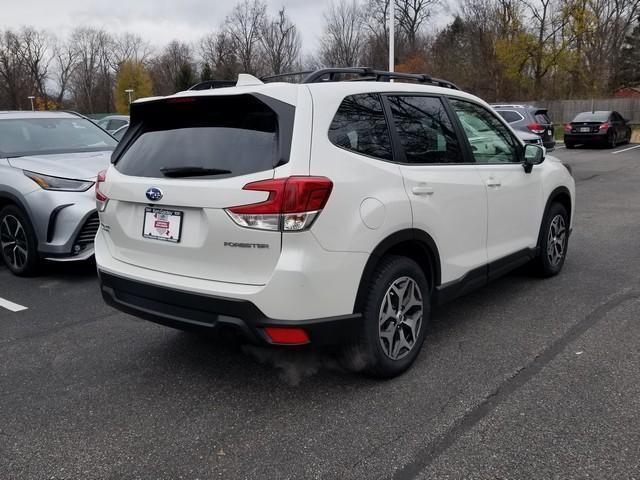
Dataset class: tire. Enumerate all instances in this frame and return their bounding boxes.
[607,130,616,148]
[565,141,575,149]
[341,255,430,378]
[0,205,40,276]
[531,203,569,278]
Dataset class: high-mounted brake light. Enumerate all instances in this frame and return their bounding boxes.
[225,176,333,232]
[599,122,610,130]
[95,169,109,212]
[527,123,546,134]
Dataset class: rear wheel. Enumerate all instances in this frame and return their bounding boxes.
[0,205,40,276]
[565,141,575,149]
[341,255,430,378]
[531,203,569,278]
[607,130,616,148]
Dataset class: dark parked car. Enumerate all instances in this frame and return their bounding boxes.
[564,111,632,149]
[492,104,556,151]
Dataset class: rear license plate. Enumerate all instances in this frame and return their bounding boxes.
[143,207,183,243]
[580,127,590,133]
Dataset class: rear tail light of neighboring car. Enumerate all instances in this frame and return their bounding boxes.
[527,123,546,134]
[564,123,572,133]
[225,176,333,232]
[95,169,109,212]
[599,122,610,130]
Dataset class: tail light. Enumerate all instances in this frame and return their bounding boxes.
[564,123,572,133]
[599,122,610,130]
[95,169,109,212]
[263,326,310,345]
[527,123,546,134]
[225,176,333,232]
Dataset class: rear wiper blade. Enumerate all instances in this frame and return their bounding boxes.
[160,166,231,178]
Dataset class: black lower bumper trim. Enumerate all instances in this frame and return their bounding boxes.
[99,271,361,346]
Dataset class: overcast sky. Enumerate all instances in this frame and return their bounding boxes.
[1,0,330,54]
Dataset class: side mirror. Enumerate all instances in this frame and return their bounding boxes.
[523,144,544,173]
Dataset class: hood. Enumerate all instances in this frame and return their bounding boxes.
[7,150,112,181]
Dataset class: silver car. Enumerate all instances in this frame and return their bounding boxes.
[0,111,117,276]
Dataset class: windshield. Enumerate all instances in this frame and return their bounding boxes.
[572,112,610,122]
[0,117,117,157]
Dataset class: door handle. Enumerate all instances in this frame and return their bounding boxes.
[412,186,434,196]
[486,178,501,188]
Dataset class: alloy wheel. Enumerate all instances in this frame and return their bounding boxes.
[546,214,566,267]
[0,215,29,271]
[378,276,423,360]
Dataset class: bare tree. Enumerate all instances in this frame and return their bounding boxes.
[16,27,52,108]
[0,30,30,109]
[225,0,267,75]
[52,36,79,106]
[112,32,152,68]
[149,40,196,95]
[396,0,439,49]
[201,31,240,79]
[260,8,301,75]
[319,0,366,67]
[69,27,114,113]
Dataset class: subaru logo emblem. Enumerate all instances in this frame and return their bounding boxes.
[146,187,163,202]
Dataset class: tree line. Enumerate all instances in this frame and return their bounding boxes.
[1,0,639,113]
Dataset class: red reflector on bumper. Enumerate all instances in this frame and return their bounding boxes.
[263,327,310,345]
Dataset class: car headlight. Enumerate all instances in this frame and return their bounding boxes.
[23,170,94,192]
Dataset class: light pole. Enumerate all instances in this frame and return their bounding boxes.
[27,96,35,111]
[388,0,394,72]
[125,89,134,105]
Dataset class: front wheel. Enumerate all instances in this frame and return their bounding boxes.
[0,205,40,276]
[532,203,569,277]
[341,255,430,378]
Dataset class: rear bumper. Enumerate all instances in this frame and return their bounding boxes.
[564,132,606,144]
[99,271,362,346]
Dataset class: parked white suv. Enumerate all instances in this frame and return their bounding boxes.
[95,68,575,377]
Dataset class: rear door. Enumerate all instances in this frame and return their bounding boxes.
[448,98,543,264]
[100,93,296,285]
[385,94,488,284]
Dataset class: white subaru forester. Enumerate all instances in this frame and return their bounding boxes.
[95,68,575,378]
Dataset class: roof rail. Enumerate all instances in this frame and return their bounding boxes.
[301,67,460,90]
[261,71,313,83]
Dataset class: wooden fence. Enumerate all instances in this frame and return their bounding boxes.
[511,98,640,123]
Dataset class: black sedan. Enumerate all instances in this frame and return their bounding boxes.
[564,111,632,149]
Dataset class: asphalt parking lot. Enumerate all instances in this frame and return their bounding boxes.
[1,143,639,479]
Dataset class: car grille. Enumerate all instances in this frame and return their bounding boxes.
[75,213,100,246]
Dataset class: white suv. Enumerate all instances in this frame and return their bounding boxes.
[95,68,575,377]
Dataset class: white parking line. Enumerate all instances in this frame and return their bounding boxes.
[613,145,640,155]
[0,296,28,312]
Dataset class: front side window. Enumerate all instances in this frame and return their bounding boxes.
[328,94,393,161]
[450,99,520,164]
[388,95,463,164]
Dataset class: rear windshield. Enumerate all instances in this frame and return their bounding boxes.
[573,112,609,122]
[0,117,117,157]
[115,94,292,179]
[534,111,551,124]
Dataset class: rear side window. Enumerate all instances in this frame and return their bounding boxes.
[388,96,463,164]
[115,94,292,179]
[328,94,393,161]
[496,110,523,123]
